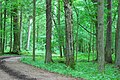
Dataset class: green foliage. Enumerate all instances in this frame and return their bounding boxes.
[0,0,117,53]
[0,0,119,79]
[21,54,120,80]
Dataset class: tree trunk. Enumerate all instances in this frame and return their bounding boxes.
[13,6,20,53]
[0,1,2,54]
[88,34,91,62]
[26,16,32,50]
[92,24,95,61]
[95,18,98,61]
[91,1,98,61]
[3,0,7,54]
[20,7,23,50]
[10,10,13,52]
[5,30,7,49]
[45,0,52,63]
[33,0,36,61]
[88,23,92,62]
[36,25,39,43]
[105,0,112,63]
[74,6,79,61]
[115,0,120,68]
[115,25,118,65]
[97,0,105,72]
[64,0,75,68]
[57,0,63,58]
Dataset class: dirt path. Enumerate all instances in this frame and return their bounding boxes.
[0,56,84,80]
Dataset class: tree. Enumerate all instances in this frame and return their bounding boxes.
[13,3,20,53]
[0,1,2,54]
[105,0,112,63]
[115,0,120,68]
[26,16,32,50]
[45,0,52,63]
[91,0,98,61]
[64,0,75,68]
[33,0,36,61]
[20,6,23,49]
[57,0,63,58]
[3,0,7,54]
[74,6,79,61]
[97,0,105,72]
[10,5,13,52]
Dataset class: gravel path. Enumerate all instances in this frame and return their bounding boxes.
[0,56,84,80]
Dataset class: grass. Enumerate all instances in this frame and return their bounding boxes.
[20,53,120,80]
[0,53,19,56]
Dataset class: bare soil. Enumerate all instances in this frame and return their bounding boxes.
[0,56,84,80]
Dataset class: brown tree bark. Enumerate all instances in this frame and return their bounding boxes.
[64,0,75,68]
[13,5,20,53]
[105,0,112,63]
[97,0,105,72]
[45,0,52,63]
[0,1,2,54]
[33,0,36,61]
[115,0,120,68]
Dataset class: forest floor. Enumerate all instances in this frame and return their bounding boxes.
[0,56,84,80]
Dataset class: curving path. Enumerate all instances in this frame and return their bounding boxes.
[0,56,84,80]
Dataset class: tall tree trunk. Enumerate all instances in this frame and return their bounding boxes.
[92,24,95,61]
[36,26,39,43]
[95,16,98,61]
[88,28,92,62]
[64,0,75,68]
[20,7,23,50]
[45,0,52,63]
[105,0,112,63]
[5,29,7,49]
[57,0,63,58]
[115,24,118,65]
[74,6,79,61]
[13,6,20,53]
[75,23,79,61]
[0,1,2,54]
[97,0,105,72]
[91,0,98,61]
[33,0,36,61]
[10,10,13,52]
[115,0,120,68]
[26,16,32,50]
[3,0,7,54]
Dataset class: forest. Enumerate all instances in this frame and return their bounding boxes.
[0,0,120,80]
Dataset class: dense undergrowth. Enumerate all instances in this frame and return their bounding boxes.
[20,53,120,80]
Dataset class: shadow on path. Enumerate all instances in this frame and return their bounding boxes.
[0,57,36,80]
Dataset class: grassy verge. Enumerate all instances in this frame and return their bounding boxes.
[20,54,120,80]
